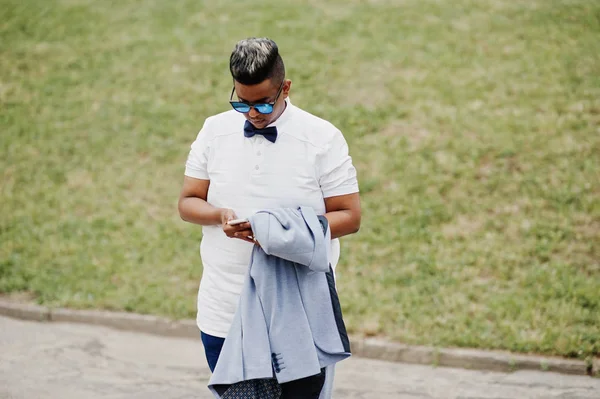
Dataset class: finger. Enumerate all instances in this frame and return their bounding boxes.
[233,230,255,240]
[223,224,244,237]
[238,222,251,230]
[231,223,251,232]
[234,229,253,237]
[223,225,236,235]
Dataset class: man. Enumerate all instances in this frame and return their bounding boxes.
[178,37,361,395]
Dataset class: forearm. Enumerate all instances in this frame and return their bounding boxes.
[178,196,223,226]
[324,209,360,239]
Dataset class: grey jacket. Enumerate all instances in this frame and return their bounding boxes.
[208,207,351,397]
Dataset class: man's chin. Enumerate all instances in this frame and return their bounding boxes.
[248,119,268,129]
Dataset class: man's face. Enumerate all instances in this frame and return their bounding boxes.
[233,78,291,129]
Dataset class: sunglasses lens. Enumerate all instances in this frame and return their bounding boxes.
[231,102,251,113]
[254,104,273,114]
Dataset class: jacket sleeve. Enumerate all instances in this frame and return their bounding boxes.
[250,208,331,272]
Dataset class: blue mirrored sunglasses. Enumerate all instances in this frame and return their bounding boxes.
[230,102,274,114]
[229,80,284,115]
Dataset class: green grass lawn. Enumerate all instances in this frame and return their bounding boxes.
[1,0,599,360]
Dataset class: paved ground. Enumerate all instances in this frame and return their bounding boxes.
[0,316,598,399]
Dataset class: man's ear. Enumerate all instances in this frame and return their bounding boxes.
[283,79,292,98]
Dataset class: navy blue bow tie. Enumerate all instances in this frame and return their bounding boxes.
[243,120,278,143]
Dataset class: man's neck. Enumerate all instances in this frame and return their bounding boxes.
[267,101,288,127]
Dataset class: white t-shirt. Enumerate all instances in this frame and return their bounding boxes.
[184,99,359,337]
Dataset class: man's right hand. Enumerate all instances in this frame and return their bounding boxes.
[221,209,255,244]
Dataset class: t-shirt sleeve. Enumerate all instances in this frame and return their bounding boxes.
[184,121,211,180]
[318,130,359,198]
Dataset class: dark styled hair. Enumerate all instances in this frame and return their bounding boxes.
[229,37,285,86]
